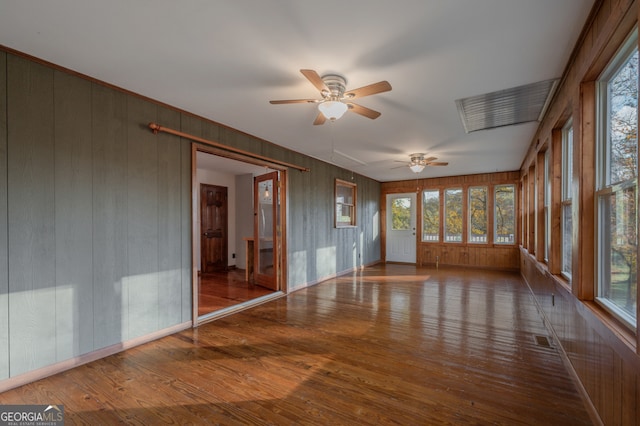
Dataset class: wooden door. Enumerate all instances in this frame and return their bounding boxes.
[200,183,228,273]
[254,172,279,290]
[386,193,417,263]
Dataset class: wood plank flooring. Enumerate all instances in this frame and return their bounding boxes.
[0,264,594,425]
[198,269,275,316]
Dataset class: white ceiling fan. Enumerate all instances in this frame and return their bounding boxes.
[394,153,449,173]
[270,69,392,125]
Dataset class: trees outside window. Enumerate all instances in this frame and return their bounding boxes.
[422,190,439,241]
[468,186,487,243]
[596,31,637,327]
[562,122,573,281]
[495,185,515,244]
[444,188,463,242]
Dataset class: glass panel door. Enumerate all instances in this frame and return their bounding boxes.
[254,171,279,290]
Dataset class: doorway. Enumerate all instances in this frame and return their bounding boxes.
[194,149,285,321]
[386,192,417,263]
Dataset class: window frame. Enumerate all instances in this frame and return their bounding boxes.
[494,184,516,245]
[561,120,573,282]
[594,27,638,329]
[335,179,357,228]
[444,188,463,243]
[544,150,551,262]
[422,189,440,242]
[468,186,488,244]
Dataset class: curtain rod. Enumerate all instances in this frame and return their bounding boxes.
[148,123,310,172]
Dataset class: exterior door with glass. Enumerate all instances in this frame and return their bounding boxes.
[386,193,417,263]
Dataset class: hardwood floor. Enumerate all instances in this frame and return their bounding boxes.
[0,264,594,425]
[198,269,275,316]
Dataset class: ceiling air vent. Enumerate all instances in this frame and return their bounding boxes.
[455,79,559,133]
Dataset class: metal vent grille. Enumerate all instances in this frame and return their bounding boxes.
[455,79,559,133]
[534,335,552,348]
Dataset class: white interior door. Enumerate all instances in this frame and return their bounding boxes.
[386,193,417,263]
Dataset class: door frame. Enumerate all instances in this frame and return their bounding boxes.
[191,144,288,325]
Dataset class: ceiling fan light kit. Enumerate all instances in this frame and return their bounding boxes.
[409,163,426,173]
[318,100,348,120]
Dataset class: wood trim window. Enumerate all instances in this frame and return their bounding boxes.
[335,179,356,228]
[595,28,638,330]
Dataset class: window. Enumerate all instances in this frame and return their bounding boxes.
[335,179,356,227]
[444,188,463,242]
[391,197,412,230]
[495,184,515,244]
[468,186,487,243]
[596,29,637,327]
[561,121,573,281]
[544,151,551,261]
[422,189,440,241]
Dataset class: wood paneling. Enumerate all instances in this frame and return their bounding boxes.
[180,132,192,323]
[7,55,56,376]
[0,51,7,380]
[157,107,184,328]
[92,82,129,348]
[126,97,159,338]
[54,70,94,359]
[521,251,640,425]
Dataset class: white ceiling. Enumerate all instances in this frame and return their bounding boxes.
[0,0,595,182]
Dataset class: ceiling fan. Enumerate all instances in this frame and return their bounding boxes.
[269,69,392,125]
[394,153,449,173]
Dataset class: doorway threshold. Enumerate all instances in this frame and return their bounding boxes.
[196,291,286,326]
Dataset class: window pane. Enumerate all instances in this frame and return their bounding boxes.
[495,184,515,244]
[468,186,487,243]
[598,188,637,323]
[563,125,573,199]
[392,197,412,230]
[544,151,550,261]
[608,50,638,186]
[444,188,462,242]
[422,190,439,241]
[562,203,572,277]
[562,123,573,280]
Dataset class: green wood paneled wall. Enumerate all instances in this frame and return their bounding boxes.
[0,49,381,382]
[0,51,8,380]
[1,54,193,378]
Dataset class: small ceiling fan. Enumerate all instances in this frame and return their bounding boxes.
[394,153,449,173]
[270,69,391,125]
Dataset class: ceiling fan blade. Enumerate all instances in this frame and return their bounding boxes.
[344,81,392,99]
[391,165,408,169]
[300,69,329,93]
[270,99,319,104]
[313,111,326,125]
[347,103,381,119]
[423,156,437,163]
[427,162,448,166]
